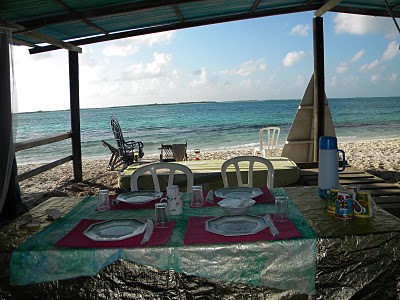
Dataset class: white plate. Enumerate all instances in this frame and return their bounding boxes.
[205,215,268,236]
[217,198,256,214]
[116,191,163,203]
[214,187,263,199]
[83,219,147,241]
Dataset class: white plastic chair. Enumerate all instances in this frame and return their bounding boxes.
[130,162,194,192]
[221,156,275,189]
[253,127,280,158]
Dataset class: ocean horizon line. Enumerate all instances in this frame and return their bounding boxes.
[17,96,399,114]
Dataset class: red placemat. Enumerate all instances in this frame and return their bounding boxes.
[184,215,301,245]
[96,193,166,211]
[196,187,275,208]
[55,219,175,248]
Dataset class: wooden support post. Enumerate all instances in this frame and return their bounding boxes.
[313,17,325,162]
[69,51,83,182]
[0,32,14,214]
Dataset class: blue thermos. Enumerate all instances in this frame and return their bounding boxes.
[318,136,345,198]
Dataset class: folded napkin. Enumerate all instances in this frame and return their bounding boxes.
[55,219,175,248]
[184,215,301,245]
[194,186,275,208]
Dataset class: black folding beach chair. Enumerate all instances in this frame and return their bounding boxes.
[110,116,144,170]
[159,143,187,162]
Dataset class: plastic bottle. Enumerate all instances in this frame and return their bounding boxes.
[318,136,345,198]
[194,149,200,160]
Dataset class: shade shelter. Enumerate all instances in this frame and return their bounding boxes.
[1,1,399,212]
[1,2,399,212]
[1,1,400,298]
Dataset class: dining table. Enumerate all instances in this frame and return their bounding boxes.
[3,186,400,299]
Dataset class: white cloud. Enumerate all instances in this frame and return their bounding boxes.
[333,14,399,38]
[370,73,380,84]
[127,52,172,78]
[351,50,365,63]
[336,50,365,74]
[382,41,399,61]
[389,73,398,82]
[103,32,174,57]
[295,75,305,87]
[336,62,348,73]
[240,78,252,88]
[360,59,379,72]
[289,24,310,37]
[283,51,306,67]
[103,43,139,57]
[232,59,266,76]
[189,67,208,87]
[13,47,69,112]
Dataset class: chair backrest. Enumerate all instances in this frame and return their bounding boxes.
[130,162,194,192]
[160,143,187,162]
[110,116,126,157]
[110,116,144,159]
[221,156,274,188]
[258,127,280,157]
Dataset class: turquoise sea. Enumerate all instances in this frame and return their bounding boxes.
[15,97,400,165]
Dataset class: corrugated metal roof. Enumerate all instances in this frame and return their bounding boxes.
[0,0,399,53]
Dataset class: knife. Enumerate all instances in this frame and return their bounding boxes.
[263,214,279,238]
[206,190,214,204]
[140,219,154,244]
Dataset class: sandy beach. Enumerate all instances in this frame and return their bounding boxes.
[17,138,400,210]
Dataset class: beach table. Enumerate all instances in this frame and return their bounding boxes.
[118,158,300,191]
[3,186,400,299]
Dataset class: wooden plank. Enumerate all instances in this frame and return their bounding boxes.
[367,189,400,197]
[339,178,386,184]
[357,183,400,190]
[300,168,367,177]
[16,156,73,182]
[374,196,400,204]
[377,205,400,218]
[15,132,71,152]
[339,173,375,179]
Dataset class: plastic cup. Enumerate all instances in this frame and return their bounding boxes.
[191,186,204,207]
[97,189,110,211]
[155,203,170,228]
[274,196,289,222]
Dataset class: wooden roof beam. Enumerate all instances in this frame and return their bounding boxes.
[29,4,321,54]
[315,0,343,17]
[173,4,185,22]
[18,0,203,31]
[11,37,36,47]
[51,0,109,35]
[249,0,261,13]
[1,19,82,53]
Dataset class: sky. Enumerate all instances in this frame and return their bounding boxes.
[12,11,400,113]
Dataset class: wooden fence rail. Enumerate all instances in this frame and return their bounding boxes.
[15,132,73,183]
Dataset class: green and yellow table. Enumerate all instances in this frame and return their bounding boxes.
[119,158,300,191]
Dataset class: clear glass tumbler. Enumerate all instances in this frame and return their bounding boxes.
[274,196,289,222]
[191,186,204,207]
[155,202,170,228]
[97,189,110,211]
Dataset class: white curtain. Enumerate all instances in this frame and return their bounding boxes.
[0,28,18,214]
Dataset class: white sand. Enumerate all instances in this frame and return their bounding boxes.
[17,139,400,209]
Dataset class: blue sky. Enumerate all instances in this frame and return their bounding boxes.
[13,11,400,112]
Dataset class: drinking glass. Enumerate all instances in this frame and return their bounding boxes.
[191,186,204,207]
[274,196,289,222]
[155,203,170,228]
[97,189,110,211]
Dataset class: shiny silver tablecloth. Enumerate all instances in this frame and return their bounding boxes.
[2,186,400,299]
